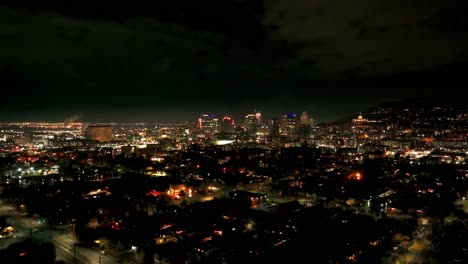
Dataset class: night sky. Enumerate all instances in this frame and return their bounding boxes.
[0,0,467,123]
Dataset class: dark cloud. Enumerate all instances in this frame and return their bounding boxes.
[263,0,468,78]
[0,1,467,122]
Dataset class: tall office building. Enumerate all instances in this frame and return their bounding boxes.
[244,114,257,134]
[280,113,297,137]
[300,112,312,126]
[244,110,262,136]
[270,118,280,137]
[258,119,271,135]
[298,112,314,137]
[221,116,235,133]
[198,113,217,134]
[86,125,113,142]
[255,110,262,126]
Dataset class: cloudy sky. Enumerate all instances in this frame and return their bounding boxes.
[0,0,467,122]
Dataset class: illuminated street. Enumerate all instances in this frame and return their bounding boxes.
[0,201,128,263]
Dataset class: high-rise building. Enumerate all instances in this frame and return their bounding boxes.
[244,110,262,136]
[86,125,113,142]
[221,116,235,133]
[244,114,257,134]
[255,110,262,126]
[198,113,217,134]
[270,117,280,137]
[258,119,271,135]
[280,113,297,137]
[298,112,314,137]
[300,112,312,126]
[213,118,219,133]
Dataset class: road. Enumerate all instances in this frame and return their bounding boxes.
[0,200,125,263]
[382,217,433,264]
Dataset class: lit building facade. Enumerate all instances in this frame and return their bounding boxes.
[280,113,297,137]
[244,110,262,136]
[244,114,257,134]
[86,126,113,142]
[352,113,369,124]
[298,112,314,137]
[300,112,313,126]
[270,117,280,137]
[198,114,217,134]
[221,116,235,133]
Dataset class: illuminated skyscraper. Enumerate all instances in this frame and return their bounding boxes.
[270,117,280,137]
[300,112,312,126]
[244,114,257,134]
[255,110,262,126]
[221,116,235,133]
[244,110,262,136]
[198,113,217,134]
[86,125,113,142]
[280,113,297,137]
[298,112,314,137]
[258,119,271,135]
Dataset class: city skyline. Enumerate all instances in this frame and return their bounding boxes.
[0,2,466,262]
[0,94,466,263]
[0,93,464,125]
